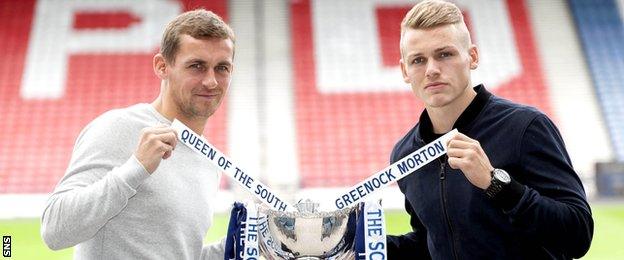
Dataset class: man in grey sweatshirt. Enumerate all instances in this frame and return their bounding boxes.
[41,9,235,259]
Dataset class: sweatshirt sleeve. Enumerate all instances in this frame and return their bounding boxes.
[386,199,432,259]
[40,115,150,250]
[502,114,593,258]
[201,237,226,260]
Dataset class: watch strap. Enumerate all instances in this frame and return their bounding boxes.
[485,169,508,199]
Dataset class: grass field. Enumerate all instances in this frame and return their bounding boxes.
[1,204,622,259]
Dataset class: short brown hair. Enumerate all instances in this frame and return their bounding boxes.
[160,9,235,64]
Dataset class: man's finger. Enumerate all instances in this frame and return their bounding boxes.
[159,143,174,159]
[447,157,462,169]
[452,133,480,145]
[143,126,176,135]
[448,139,474,149]
[156,132,178,149]
[447,148,468,158]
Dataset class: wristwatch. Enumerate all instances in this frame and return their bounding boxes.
[485,168,511,199]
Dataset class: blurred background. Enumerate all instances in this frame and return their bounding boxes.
[1,0,623,258]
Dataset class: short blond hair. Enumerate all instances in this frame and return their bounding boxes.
[401,0,464,34]
[400,0,470,55]
[160,9,235,64]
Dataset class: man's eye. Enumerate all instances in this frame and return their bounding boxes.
[216,65,230,72]
[439,52,452,58]
[189,64,203,70]
[412,57,425,64]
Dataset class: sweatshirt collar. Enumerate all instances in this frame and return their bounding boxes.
[418,84,491,143]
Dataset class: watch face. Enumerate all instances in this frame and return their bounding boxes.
[495,169,511,183]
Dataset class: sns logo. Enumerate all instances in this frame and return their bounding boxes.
[2,236,10,257]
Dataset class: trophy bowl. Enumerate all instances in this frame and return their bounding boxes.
[257,200,360,260]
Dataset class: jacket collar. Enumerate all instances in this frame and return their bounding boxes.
[417,84,492,143]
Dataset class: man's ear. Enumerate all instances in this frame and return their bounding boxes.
[469,45,479,70]
[400,59,410,84]
[153,53,168,79]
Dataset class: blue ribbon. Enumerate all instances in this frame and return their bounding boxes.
[224,202,247,260]
[355,202,366,259]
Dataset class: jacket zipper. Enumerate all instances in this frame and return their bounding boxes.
[439,158,459,260]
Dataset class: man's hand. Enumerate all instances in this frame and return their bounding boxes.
[446,133,493,189]
[134,125,178,174]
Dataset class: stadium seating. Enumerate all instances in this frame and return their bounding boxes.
[2,0,615,196]
[0,0,228,193]
[569,0,624,161]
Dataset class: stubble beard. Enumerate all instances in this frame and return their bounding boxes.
[174,94,218,120]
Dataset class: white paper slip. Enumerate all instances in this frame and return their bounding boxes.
[171,119,294,212]
[333,129,458,210]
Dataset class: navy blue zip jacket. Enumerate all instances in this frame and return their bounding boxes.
[387,85,593,259]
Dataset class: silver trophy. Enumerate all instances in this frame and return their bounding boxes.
[256,200,360,260]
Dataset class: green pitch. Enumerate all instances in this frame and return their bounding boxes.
[1,205,622,259]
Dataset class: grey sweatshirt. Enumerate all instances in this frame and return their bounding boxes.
[41,103,225,259]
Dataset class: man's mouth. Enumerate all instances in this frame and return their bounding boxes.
[425,82,447,90]
[195,93,220,99]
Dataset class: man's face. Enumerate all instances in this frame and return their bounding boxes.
[164,34,234,119]
[400,24,478,108]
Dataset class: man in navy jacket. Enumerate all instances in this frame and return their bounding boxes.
[386,1,593,259]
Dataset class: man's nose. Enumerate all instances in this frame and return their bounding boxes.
[202,69,218,89]
[425,60,441,78]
